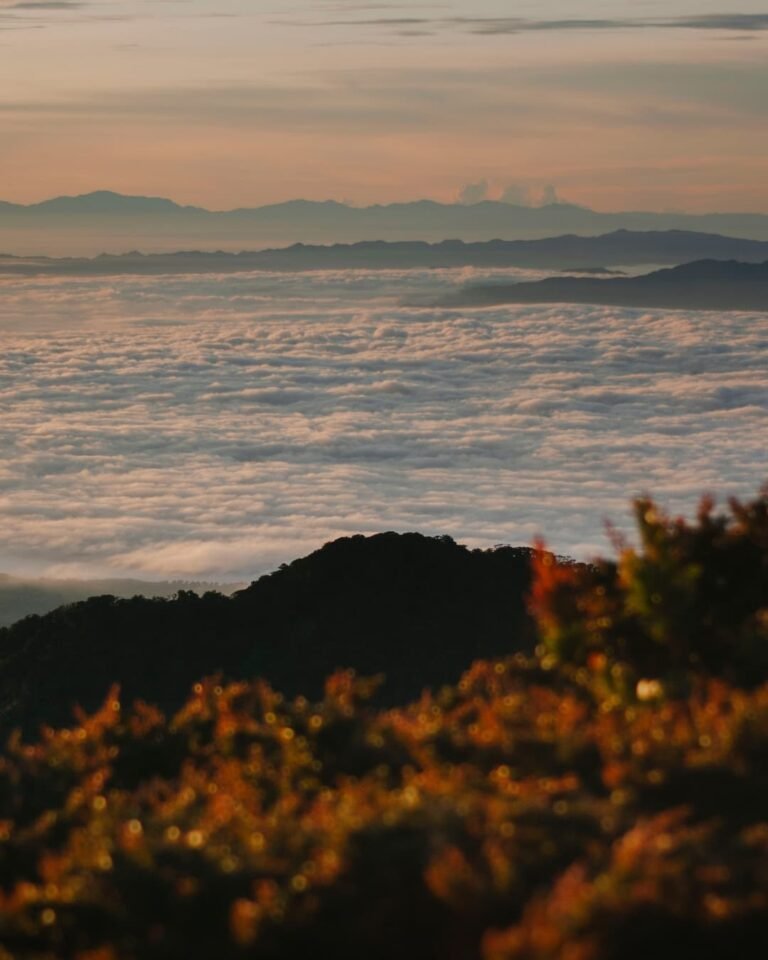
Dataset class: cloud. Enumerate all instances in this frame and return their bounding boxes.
[539,184,561,206]
[456,181,561,207]
[275,12,768,36]
[500,184,533,207]
[0,0,145,28]
[0,0,87,16]
[670,15,768,32]
[0,1,85,7]
[4,56,765,140]
[0,267,766,581]
[457,179,490,205]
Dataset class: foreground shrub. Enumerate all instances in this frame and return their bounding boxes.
[485,813,768,960]
[530,488,768,692]
[0,661,764,959]
[0,487,765,958]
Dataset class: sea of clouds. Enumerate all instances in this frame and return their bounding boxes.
[0,266,766,582]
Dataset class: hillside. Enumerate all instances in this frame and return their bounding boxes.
[443,259,768,311]
[0,488,765,959]
[0,535,541,733]
[0,576,245,629]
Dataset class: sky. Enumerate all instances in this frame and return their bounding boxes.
[1,0,767,210]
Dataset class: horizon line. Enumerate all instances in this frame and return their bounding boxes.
[3,189,768,219]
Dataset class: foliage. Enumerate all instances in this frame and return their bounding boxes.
[0,490,765,957]
[0,662,764,959]
[530,488,768,692]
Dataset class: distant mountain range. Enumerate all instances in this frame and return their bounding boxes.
[3,230,768,276]
[441,259,768,312]
[4,191,768,255]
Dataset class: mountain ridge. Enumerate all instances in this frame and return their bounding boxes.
[1,192,589,215]
[5,193,768,254]
[3,229,768,276]
[442,257,768,311]
[0,532,548,732]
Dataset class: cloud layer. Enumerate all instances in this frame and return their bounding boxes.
[274,9,768,37]
[0,267,766,580]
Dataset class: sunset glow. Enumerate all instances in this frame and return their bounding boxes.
[1,0,768,210]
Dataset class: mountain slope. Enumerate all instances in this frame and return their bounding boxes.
[442,259,768,311]
[0,574,245,628]
[0,533,546,733]
[25,190,200,215]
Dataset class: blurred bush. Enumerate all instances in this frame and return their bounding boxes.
[530,488,768,692]
[0,488,765,958]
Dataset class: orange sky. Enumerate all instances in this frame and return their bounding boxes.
[1,1,768,210]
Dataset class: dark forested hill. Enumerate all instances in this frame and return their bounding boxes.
[0,574,244,628]
[0,533,545,733]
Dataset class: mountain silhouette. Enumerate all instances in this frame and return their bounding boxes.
[0,574,245,628]
[442,259,768,311]
[3,230,768,276]
[4,193,768,255]
[29,190,201,215]
[0,533,559,733]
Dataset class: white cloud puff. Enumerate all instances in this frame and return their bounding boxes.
[0,267,766,580]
